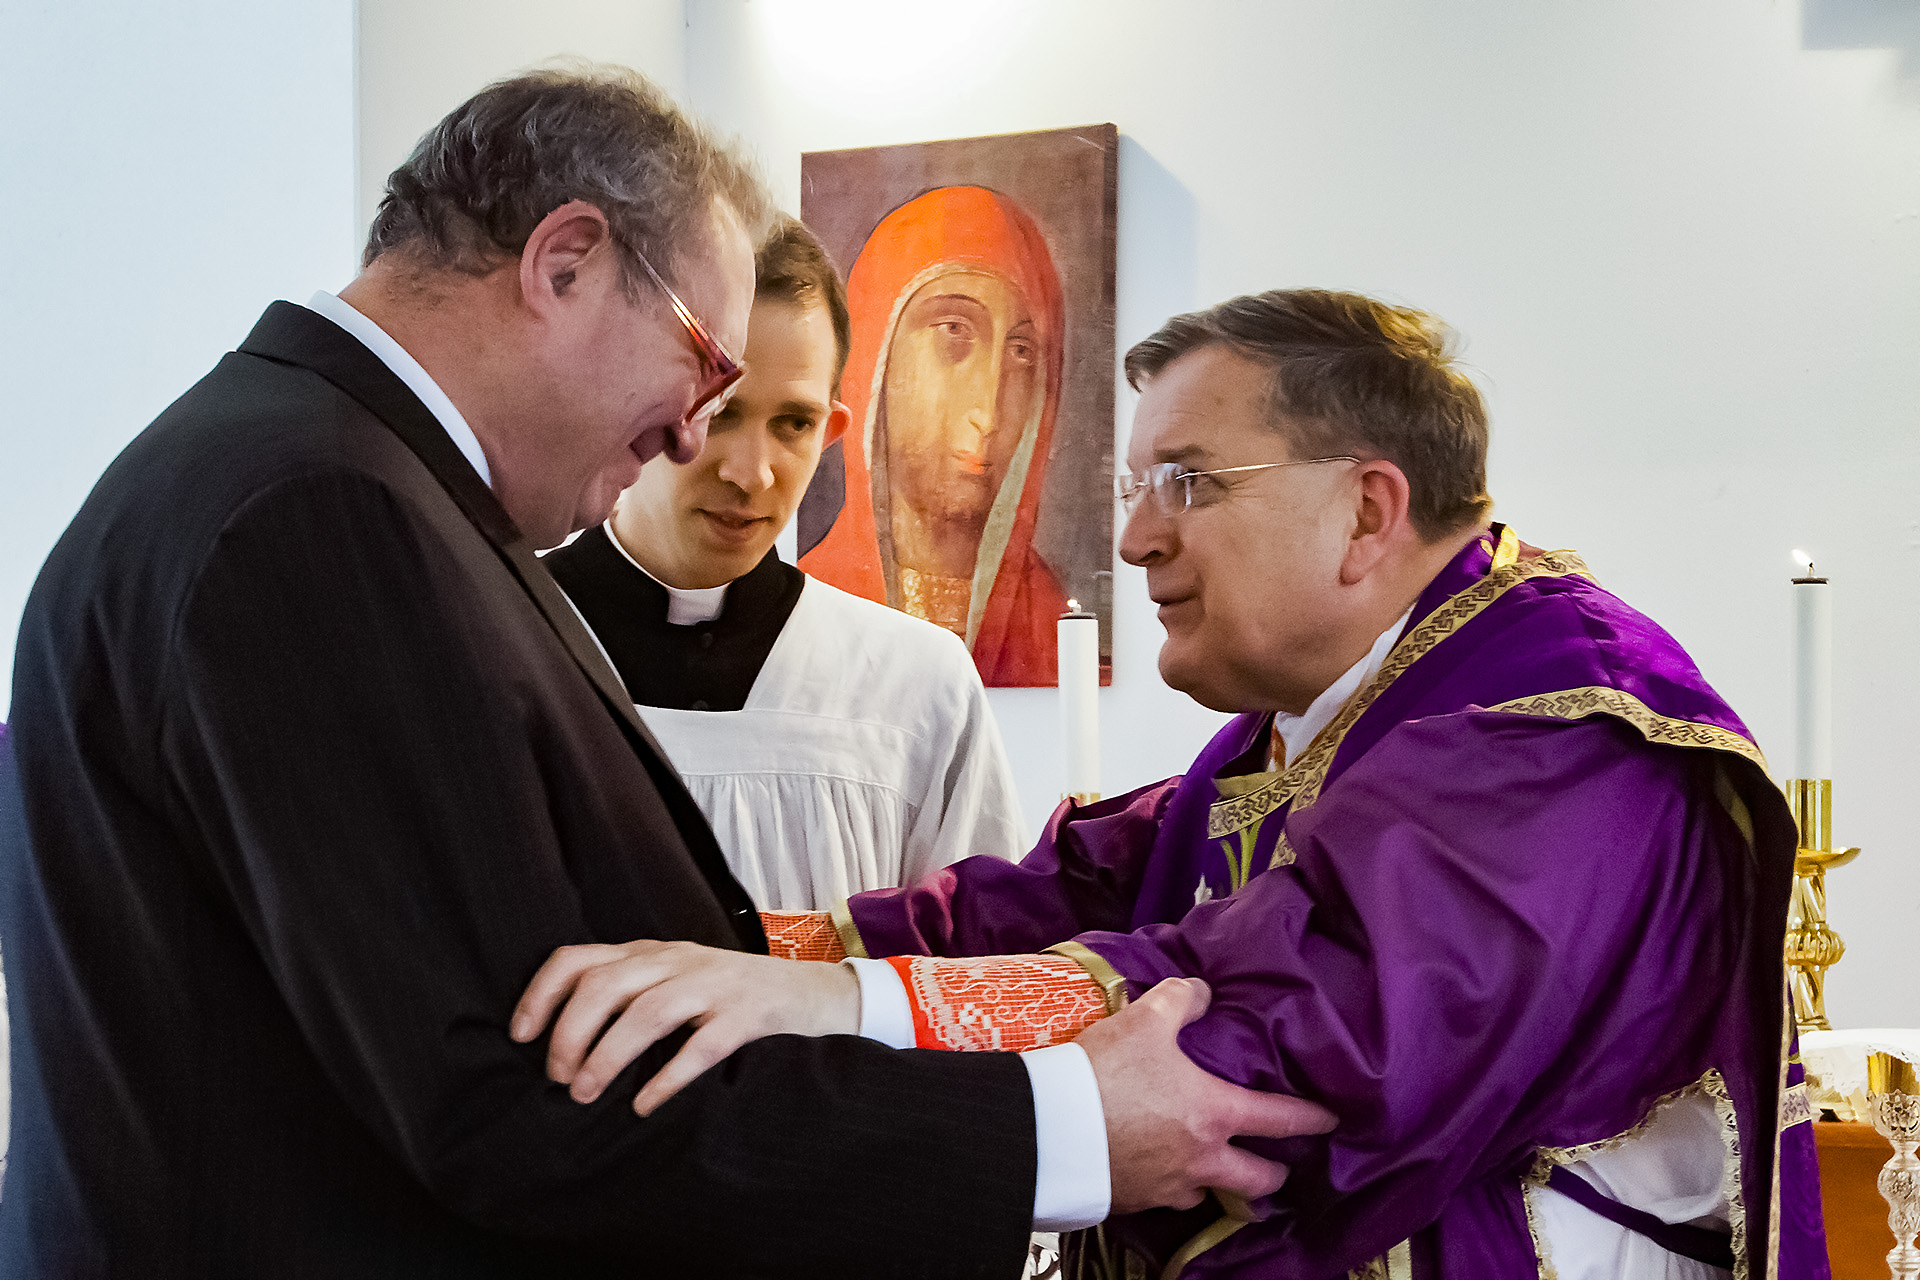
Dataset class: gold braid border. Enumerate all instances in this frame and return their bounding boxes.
[1046,939,1133,1015]
[1486,686,1770,775]
[828,898,868,960]
[1524,1068,1747,1280]
[1345,1240,1414,1280]
[1207,549,1594,841]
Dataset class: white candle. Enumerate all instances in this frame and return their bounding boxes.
[1791,550,1833,781]
[1058,601,1100,798]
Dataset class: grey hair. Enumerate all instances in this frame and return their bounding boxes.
[363,63,774,295]
[1125,288,1492,540]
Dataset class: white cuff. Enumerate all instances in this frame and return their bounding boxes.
[1023,1042,1111,1231]
[842,957,915,1050]
[843,957,1112,1230]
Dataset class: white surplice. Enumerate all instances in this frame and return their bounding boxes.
[636,576,1026,911]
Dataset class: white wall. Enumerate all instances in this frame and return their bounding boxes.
[357,0,688,235]
[0,0,358,1170]
[0,0,360,721]
[684,0,1920,1026]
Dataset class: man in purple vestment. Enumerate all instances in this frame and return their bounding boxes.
[513,289,1829,1279]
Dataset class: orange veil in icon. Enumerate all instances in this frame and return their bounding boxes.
[799,185,1068,686]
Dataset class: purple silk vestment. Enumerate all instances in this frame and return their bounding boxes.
[846,528,1829,1280]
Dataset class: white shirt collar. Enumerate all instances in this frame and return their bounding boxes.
[302,291,493,489]
[1270,607,1413,770]
[602,519,730,626]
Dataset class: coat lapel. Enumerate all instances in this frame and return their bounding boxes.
[237,304,662,745]
[235,302,764,945]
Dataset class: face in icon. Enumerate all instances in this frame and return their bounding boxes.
[881,269,1041,537]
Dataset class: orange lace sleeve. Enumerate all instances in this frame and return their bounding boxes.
[884,953,1110,1052]
[759,911,847,962]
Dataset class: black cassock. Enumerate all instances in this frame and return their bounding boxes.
[0,302,1035,1279]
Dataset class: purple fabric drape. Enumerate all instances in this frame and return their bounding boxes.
[849,528,1827,1279]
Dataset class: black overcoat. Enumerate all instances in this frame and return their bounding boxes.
[0,303,1035,1278]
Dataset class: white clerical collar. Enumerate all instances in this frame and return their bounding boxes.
[302,290,493,489]
[602,519,730,626]
[1270,607,1413,770]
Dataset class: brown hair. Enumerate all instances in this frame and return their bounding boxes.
[753,215,851,396]
[364,63,774,298]
[1125,289,1492,539]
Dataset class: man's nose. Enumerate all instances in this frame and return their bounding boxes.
[1117,499,1171,567]
[665,412,709,467]
[961,408,994,446]
[714,428,775,494]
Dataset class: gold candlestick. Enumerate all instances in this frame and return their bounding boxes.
[1782,779,1859,1035]
[1867,1052,1920,1280]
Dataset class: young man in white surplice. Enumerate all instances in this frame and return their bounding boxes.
[545,216,1025,909]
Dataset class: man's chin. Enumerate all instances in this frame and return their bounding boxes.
[1158,649,1233,713]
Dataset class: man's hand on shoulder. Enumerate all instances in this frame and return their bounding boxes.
[511,940,860,1115]
[1078,977,1338,1217]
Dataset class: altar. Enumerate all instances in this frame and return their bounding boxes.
[1804,1030,1920,1279]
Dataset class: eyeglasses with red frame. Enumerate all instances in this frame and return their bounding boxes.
[632,247,745,430]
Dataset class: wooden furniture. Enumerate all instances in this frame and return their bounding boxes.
[1817,1119,1896,1279]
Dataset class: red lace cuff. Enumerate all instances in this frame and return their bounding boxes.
[760,911,847,962]
[884,953,1110,1052]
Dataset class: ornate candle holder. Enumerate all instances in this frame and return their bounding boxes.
[1867,1051,1920,1280]
[1783,779,1860,1035]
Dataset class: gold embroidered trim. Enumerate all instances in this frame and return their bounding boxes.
[1486,686,1769,775]
[1520,1176,1561,1280]
[1269,831,1297,870]
[1047,940,1132,1015]
[1219,825,1260,892]
[1525,1068,1747,1280]
[829,898,868,960]
[1158,1214,1246,1280]
[1207,548,1594,841]
[1527,1068,1723,1176]
[1347,1240,1415,1280]
[1767,974,1792,1278]
[1711,1068,1750,1280]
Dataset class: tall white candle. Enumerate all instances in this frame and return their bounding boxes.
[1791,550,1833,781]
[1058,600,1100,798]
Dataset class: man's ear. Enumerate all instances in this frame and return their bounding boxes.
[518,200,616,317]
[1339,459,1414,585]
[823,400,853,448]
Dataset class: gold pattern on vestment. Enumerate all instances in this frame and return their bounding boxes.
[1209,770,1284,889]
[1524,1067,1747,1280]
[1347,1240,1414,1280]
[829,897,868,960]
[1206,548,1594,842]
[1486,686,1770,775]
[897,566,970,635]
[1157,1215,1247,1280]
[1047,940,1132,1015]
[1218,825,1259,893]
[1521,1173,1561,1280]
